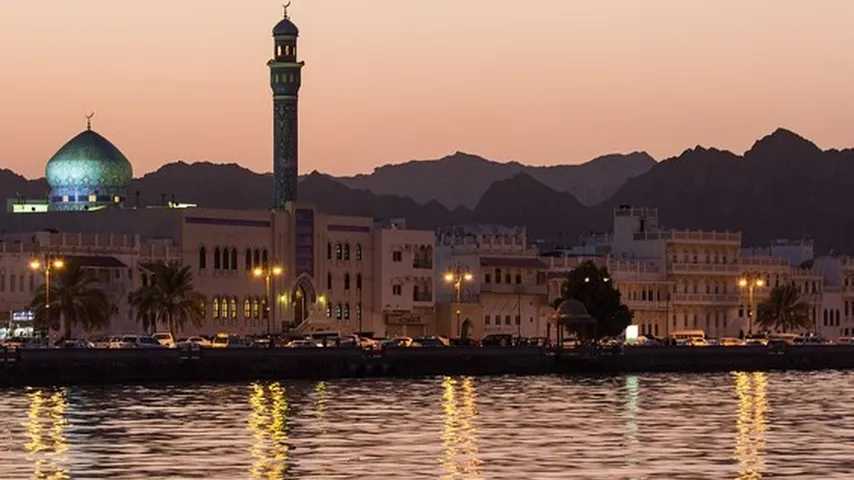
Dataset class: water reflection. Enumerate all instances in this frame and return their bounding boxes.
[734,372,768,480]
[440,376,481,479]
[248,382,290,479]
[24,388,69,480]
[623,375,640,470]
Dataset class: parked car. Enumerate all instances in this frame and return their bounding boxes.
[412,336,450,347]
[481,334,514,347]
[60,339,94,349]
[152,333,176,348]
[111,335,164,349]
[90,336,113,349]
[720,337,745,346]
[381,337,415,349]
[744,335,768,346]
[177,336,211,348]
[689,337,709,347]
[285,339,322,348]
[836,337,854,345]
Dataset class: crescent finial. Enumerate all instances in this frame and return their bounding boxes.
[283,2,292,18]
[85,112,95,131]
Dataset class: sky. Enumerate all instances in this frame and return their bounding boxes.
[0,1,852,179]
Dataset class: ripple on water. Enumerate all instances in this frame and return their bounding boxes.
[1,372,854,479]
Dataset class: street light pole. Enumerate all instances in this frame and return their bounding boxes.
[254,265,283,336]
[30,256,65,338]
[444,266,473,339]
[738,273,765,336]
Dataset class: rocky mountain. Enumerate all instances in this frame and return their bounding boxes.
[0,169,47,201]
[335,151,656,209]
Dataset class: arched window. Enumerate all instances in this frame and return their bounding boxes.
[262,298,269,319]
[336,243,343,260]
[214,248,221,270]
[326,303,332,318]
[199,246,207,269]
[344,303,351,320]
[327,242,332,260]
[212,297,220,319]
[221,248,229,270]
[254,249,261,267]
[356,274,362,290]
[344,244,351,261]
[252,298,260,319]
[335,304,342,320]
[495,269,502,284]
[244,299,251,319]
[230,298,238,319]
[231,248,238,271]
[327,273,333,290]
[344,273,351,290]
[245,249,252,270]
[356,244,363,261]
[262,250,269,268]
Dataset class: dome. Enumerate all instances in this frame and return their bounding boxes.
[273,18,299,36]
[45,129,133,211]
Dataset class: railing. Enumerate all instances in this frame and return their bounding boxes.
[740,256,790,267]
[634,230,741,243]
[669,263,741,274]
[672,293,741,304]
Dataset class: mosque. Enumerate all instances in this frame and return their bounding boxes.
[0,10,440,339]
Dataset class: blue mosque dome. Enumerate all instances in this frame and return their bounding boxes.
[45,127,133,211]
[273,18,299,36]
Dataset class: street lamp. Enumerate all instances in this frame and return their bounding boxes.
[253,265,284,335]
[738,273,766,335]
[29,256,65,336]
[445,267,474,338]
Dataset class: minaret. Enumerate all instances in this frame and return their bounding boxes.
[268,4,305,208]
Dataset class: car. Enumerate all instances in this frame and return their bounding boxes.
[152,333,176,348]
[794,334,828,345]
[60,339,94,349]
[381,336,415,349]
[112,335,165,349]
[177,336,211,348]
[482,334,514,347]
[211,333,231,349]
[720,337,745,346]
[836,337,854,345]
[109,336,135,349]
[285,339,322,348]
[689,338,709,347]
[412,336,450,347]
[744,336,768,346]
[90,336,113,349]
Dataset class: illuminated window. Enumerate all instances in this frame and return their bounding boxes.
[244,299,251,319]
[344,244,351,260]
[356,244,363,261]
[336,244,343,260]
[230,298,238,319]
[335,304,342,320]
[326,304,332,318]
[252,298,260,319]
[212,298,220,319]
[344,303,350,320]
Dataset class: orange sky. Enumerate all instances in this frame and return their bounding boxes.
[1,1,852,179]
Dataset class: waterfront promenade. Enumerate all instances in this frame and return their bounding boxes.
[4,345,854,387]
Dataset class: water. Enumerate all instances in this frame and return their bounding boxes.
[1,372,854,479]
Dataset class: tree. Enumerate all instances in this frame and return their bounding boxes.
[757,284,812,333]
[130,261,205,339]
[30,262,111,340]
[558,261,632,339]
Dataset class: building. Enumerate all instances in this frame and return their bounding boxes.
[0,11,439,341]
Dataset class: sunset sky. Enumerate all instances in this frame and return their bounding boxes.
[1,1,852,179]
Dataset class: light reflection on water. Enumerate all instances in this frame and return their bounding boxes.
[1,372,853,479]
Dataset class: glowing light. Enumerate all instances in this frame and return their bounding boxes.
[738,278,749,288]
[272,266,284,276]
[29,260,41,271]
[253,267,265,278]
[756,279,765,288]
[625,325,639,344]
[444,273,455,283]
[52,259,65,270]
[463,273,474,282]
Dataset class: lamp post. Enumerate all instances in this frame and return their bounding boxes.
[29,256,65,337]
[738,273,765,336]
[444,267,473,338]
[254,265,283,335]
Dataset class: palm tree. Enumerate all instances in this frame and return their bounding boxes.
[30,262,111,340]
[130,261,205,339]
[756,284,812,333]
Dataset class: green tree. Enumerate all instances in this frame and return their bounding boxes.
[757,284,812,333]
[558,261,632,339]
[130,261,205,339]
[30,262,111,340]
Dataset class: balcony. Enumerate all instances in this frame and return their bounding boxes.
[668,263,741,275]
[624,299,670,311]
[481,283,547,296]
[634,229,741,244]
[672,293,741,305]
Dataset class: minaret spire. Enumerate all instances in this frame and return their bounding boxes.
[86,112,95,131]
[282,2,291,19]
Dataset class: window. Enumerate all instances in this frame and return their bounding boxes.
[199,246,207,269]
[344,244,351,261]
[221,248,229,270]
[244,299,251,319]
[231,248,238,271]
[230,298,238,319]
[356,274,362,289]
[344,303,351,320]
[485,273,491,284]
[262,299,269,319]
[356,244,363,261]
[505,315,511,325]
[485,315,491,325]
[495,269,502,284]
[392,284,402,296]
[515,315,521,325]
[357,303,362,321]
[515,274,522,285]
[327,273,333,290]
[336,243,343,260]
[327,242,332,260]
[392,251,402,262]
[254,249,261,267]
[253,298,260,319]
[336,304,342,320]
[245,249,252,270]
[326,304,332,318]
[214,248,221,270]
[0,273,5,292]
[262,250,269,268]
[345,273,351,290]
[212,298,220,319]
[505,273,511,284]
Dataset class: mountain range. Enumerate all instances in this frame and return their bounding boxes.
[2,128,853,253]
